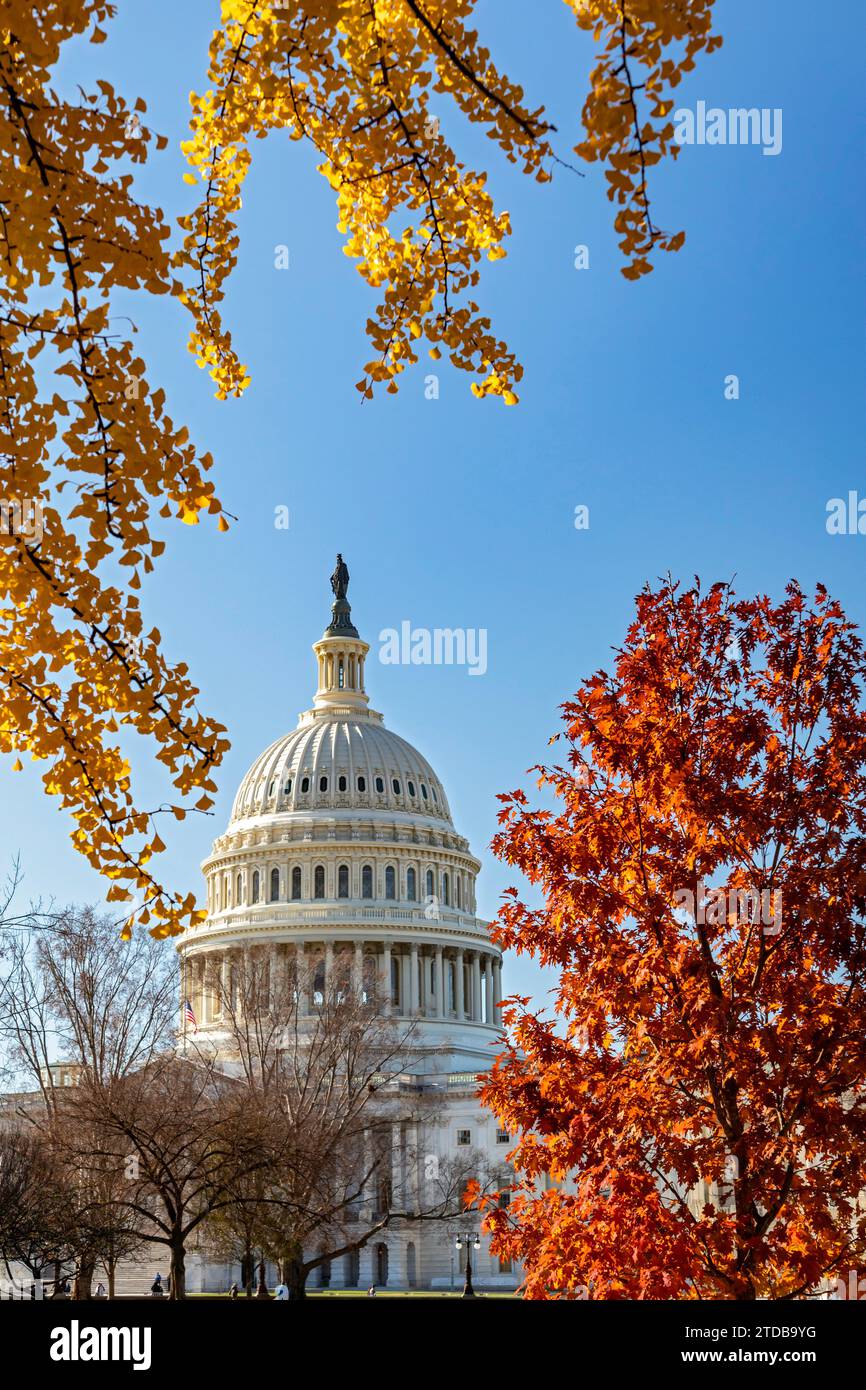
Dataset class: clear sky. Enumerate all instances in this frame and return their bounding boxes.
[2,0,862,1012]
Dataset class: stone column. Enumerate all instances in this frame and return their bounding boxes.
[269,944,279,1013]
[409,942,419,1014]
[324,939,334,1003]
[352,940,364,998]
[471,951,482,1021]
[455,948,465,1019]
[401,950,411,1017]
[358,1243,375,1289]
[297,941,310,1015]
[434,946,444,1019]
[484,954,494,1025]
[381,941,392,1015]
[391,1123,403,1209]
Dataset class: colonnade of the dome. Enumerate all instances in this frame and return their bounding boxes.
[181,937,503,1032]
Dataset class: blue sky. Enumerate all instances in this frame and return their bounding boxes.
[2,0,862,1011]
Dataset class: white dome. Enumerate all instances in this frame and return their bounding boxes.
[230,712,452,825]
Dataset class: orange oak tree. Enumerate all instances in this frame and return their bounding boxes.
[2,0,719,935]
[479,579,866,1299]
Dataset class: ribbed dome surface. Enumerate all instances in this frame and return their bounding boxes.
[230,712,452,824]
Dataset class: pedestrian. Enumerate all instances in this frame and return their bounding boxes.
[229,1282,238,1300]
[367,1285,377,1297]
[273,1282,288,1300]
[150,1273,163,1297]
[95,1281,106,1298]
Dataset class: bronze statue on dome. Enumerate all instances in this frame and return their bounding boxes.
[330,553,350,601]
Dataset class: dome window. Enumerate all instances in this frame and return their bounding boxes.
[375,776,384,794]
[357,775,366,793]
[284,779,292,795]
[392,779,401,796]
[362,864,373,899]
[268,780,275,798]
[236,873,243,905]
[252,870,260,904]
[385,866,396,900]
[338,774,347,792]
[426,868,434,897]
[314,865,325,899]
[270,867,280,902]
[338,864,349,898]
[443,872,450,907]
[431,786,438,803]
[407,867,417,901]
[300,776,310,794]
[421,784,428,800]
[319,775,328,792]
[456,877,462,909]
[407,780,416,797]
[291,866,302,900]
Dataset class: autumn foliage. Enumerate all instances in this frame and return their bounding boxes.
[1,1,719,935]
[479,579,866,1299]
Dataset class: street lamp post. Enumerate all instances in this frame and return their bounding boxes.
[454,1232,481,1298]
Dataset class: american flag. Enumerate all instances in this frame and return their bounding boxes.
[183,997,197,1032]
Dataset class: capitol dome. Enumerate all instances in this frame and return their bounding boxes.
[178,556,503,1073]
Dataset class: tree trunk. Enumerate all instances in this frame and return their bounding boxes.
[280,1253,307,1301]
[107,1259,116,1300]
[169,1238,186,1300]
[243,1246,253,1297]
[73,1256,95,1300]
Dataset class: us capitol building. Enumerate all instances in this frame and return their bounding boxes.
[178,558,517,1292]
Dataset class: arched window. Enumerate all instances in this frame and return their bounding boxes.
[252,870,260,904]
[392,779,401,796]
[375,776,384,793]
[406,867,417,901]
[385,866,396,900]
[270,867,280,902]
[300,776,310,793]
[407,780,416,797]
[314,865,325,899]
[338,864,349,898]
[362,864,373,899]
[357,775,367,793]
[443,872,450,907]
[291,866,301,900]
[426,868,434,898]
[338,774,347,792]
[319,775,328,792]
[236,873,243,905]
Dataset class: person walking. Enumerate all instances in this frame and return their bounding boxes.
[273,1282,289,1300]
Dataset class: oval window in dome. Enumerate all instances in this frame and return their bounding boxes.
[375,776,384,794]
[284,779,292,795]
[407,780,416,797]
[300,776,310,794]
[319,775,328,792]
[338,774,347,792]
[421,783,428,800]
[392,779,401,796]
[357,775,366,793]
[432,786,438,803]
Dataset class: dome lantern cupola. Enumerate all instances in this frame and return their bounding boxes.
[312,553,369,713]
